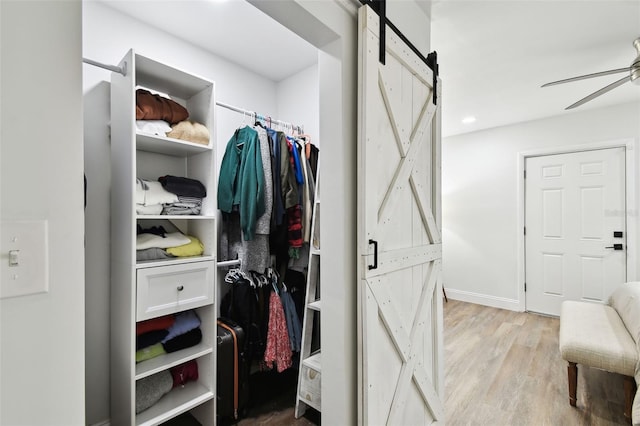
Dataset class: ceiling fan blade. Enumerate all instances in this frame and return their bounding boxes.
[541,67,629,88]
[565,75,631,110]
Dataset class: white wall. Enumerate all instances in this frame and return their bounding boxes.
[277,64,320,146]
[442,101,640,310]
[83,2,319,424]
[1,1,86,425]
[387,0,431,55]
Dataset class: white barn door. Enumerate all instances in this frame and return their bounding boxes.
[357,6,444,425]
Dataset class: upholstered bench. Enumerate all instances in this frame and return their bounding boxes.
[559,283,640,421]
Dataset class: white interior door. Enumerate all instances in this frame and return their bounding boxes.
[525,148,626,316]
[357,6,443,425]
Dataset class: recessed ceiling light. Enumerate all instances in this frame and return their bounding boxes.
[462,116,476,124]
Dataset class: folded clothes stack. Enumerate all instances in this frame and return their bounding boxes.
[159,175,207,216]
[135,310,203,363]
[134,89,210,145]
[135,224,204,262]
[135,175,206,216]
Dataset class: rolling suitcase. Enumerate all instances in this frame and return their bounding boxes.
[217,318,249,422]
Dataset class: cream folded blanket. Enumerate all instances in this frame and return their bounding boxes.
[136,232,191,250]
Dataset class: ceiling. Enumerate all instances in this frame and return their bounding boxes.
[97,0,319,82]
[431,0,640,137]
[97,0,640,138]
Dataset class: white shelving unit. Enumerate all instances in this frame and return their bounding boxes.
[110,49,217,426]
[295,173,321,418]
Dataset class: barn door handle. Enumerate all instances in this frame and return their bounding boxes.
[605,244,624,251]
[368,239,378,270]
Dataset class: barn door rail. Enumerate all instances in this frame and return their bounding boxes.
[358,0,439,105]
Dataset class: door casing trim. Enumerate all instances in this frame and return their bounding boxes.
[517,138,639,312]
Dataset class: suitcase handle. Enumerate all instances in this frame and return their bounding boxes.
[218,320,239,419]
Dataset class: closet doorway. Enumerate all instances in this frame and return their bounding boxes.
[82,1,354,425]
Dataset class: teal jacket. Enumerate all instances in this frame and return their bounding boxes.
[217,126,265,240]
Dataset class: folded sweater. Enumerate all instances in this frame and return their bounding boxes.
[159,175,207,198]
[167,120,210,145]
[136,178,179,207]
[135,370,173,414]
[162,327,202,353]
[162,310,201,342]
[136,315,175,336]
[136,89,189,125]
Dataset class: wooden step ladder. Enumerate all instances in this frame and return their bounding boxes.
[294,170,321,418]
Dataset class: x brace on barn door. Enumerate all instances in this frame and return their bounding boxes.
[359,0,440,105]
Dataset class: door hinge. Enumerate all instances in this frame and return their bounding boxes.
[524,282,527,292]
[524,170,527,179]
[524,227,526,235]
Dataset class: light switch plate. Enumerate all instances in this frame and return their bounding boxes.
[1,220,49,299]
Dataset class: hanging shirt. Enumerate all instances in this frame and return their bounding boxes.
[286,135,304,185]
[267,128,285,226]
[218,126,265,241]
[280,290,302,352]
[253,126,273,235]
[297,140,315,243]
[278,132,299,211]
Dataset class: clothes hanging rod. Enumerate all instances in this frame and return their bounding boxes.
[216,101,304,134]
[83,57,127,76]
[216,259,241,268]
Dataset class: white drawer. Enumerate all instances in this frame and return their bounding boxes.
[298,364,321,411]
[136,261,214,321]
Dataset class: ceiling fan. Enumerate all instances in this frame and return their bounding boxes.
[542,37,640,110]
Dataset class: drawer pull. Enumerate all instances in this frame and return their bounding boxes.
[177,285,184,291]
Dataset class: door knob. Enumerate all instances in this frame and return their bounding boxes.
[605,244,624,250]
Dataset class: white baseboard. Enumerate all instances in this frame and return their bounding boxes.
[445,288,522,312]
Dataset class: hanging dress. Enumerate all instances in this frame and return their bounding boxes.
[263,290,292,373]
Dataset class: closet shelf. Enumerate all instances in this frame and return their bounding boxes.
[135,343,213,380]
[295,165,321,419]
[111,49,216,425]
[136,255,216,269]
[136,214,216,220]
[136,54,213,99]
[136,382,214,426]
[302,351,321,373]
[137,132,212,156]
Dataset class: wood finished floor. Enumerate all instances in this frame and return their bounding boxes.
[224,299,630,425]
[445,299,629,426]
[221,369,319,426]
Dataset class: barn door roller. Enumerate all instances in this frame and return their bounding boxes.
[360,0,439,105]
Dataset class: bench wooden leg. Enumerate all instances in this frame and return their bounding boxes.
[624,375,636,420]
[568,362,577,407]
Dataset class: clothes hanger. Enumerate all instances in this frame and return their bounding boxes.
[271,272,280,296]
[254,112,265,128]
[225,268,241,284]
